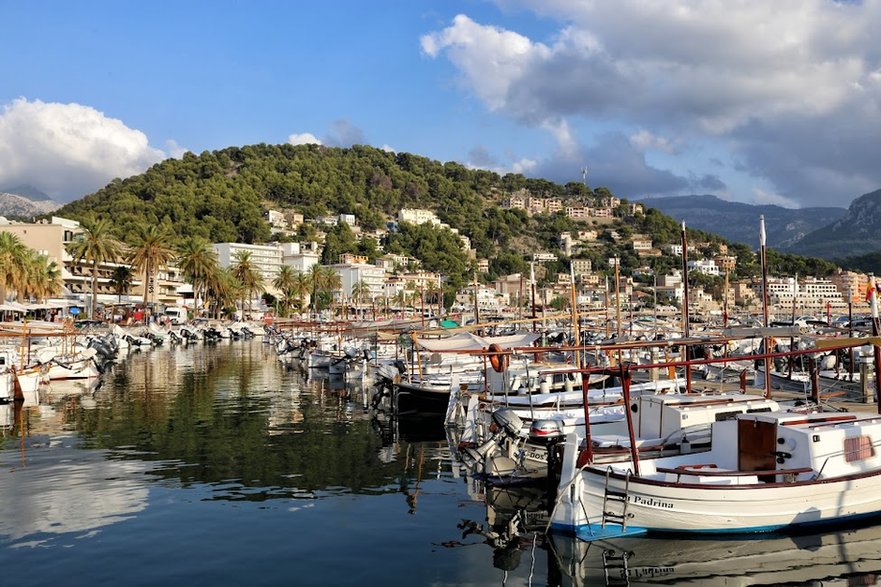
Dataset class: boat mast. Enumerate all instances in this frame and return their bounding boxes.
[760,215,772,398]
[870,274,881,414]
[681,221,692,393]
[530,260,537,333]
[570,262,581,368]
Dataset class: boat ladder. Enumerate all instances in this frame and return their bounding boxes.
[602,548,631,586]
[601,468,631,530]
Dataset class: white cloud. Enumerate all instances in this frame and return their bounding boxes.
[629,130,678,154]
[323,119,367,147]
[0,98,165,201]
[287,132,322,146]
[511,158,537,174]
[751,187,800,209]
[164,139,189,159]
[423,3,881,206]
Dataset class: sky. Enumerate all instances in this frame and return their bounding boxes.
[1,0,880,209]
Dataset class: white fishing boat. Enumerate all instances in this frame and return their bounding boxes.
[38,347,102,380]
[0,349,45,398]
[460,389,777,483]
[551,407,881,539]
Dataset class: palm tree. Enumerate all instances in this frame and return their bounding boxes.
[324,268,342,317]
[177,237,219,316]
[204,266,237,319]
[231,250,265,317]
[21,254,63,302]
[67,218,123,319]
[350,279,371,318]
[0,232,28,301]
[307,264,340,318]
[291,271,310,316]
[110,265,133,303]
[128,225,176,318]
[425,281,442,318]
[392,289,407,315]
[273,265,297,317]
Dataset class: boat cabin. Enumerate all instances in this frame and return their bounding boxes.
[589,393,781,457]
[633,393,779,440]
[724,411,881,480]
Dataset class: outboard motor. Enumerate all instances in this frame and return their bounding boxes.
[87,337,115,362]
[528,419,566,488]
[460,408,524,476]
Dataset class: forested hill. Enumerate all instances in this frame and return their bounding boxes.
[56,143,612,256]
[56,143,838,288]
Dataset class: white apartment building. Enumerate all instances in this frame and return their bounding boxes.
[632,238,653,252]
[265,210,287,230]
[566,206,591,220]
[398,208,441,226]
[560,232,574,256]
[278,242,320,274]
[375,253,415,272]
[330,263,386,301]
[214,242,283,282]
[455,285,509,312]
[757,277,847,315]
[571,258,592,276]
[688,259,721,276]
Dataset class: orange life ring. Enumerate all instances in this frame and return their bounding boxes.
[488,343,508,373]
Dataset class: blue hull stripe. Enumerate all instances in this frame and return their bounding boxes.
[552,510,881,541]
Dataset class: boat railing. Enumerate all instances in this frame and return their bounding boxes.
[655,465,813,479]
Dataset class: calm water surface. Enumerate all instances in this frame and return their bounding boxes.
[2,341,881,586]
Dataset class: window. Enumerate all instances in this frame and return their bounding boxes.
[844,436,875,463]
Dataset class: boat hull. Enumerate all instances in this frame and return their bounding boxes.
[553,464,881,537]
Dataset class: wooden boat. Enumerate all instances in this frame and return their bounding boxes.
[550,408,881,539]
[460,391,779,484]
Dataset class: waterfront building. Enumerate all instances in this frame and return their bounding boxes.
[279,242,320,274]
[755,276,847,315]
[329,262,386,300]
[829,270,869,303]
[214,242,283,282]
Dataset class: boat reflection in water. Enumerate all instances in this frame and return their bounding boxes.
[459,477,553,574]
[550,521,881,586]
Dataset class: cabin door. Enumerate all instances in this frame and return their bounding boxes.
[737,419,777,475]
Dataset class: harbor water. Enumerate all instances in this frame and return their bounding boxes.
[2,340,881,586]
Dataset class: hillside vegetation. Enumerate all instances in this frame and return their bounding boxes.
[56,143,839,289]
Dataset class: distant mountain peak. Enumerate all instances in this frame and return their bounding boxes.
[639,194,847,250]
[0,191,61,218]
[788,188,881,259]
[1,184,52,202]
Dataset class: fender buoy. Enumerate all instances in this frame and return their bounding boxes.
[488,343,508,373]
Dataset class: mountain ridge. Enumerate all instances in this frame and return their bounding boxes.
[786,188,881,260]
[639,194,847,249]
[0,190,61,218]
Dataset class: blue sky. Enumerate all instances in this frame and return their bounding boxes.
[2,1,880,208]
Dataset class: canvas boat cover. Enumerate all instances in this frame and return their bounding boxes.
[413,332,540,352]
